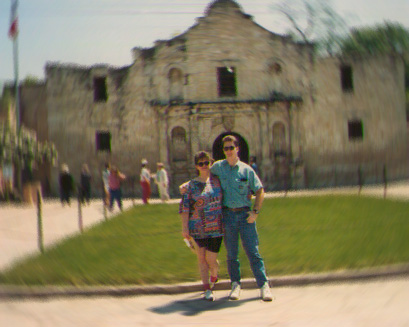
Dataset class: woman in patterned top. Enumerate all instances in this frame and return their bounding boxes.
[179,151,223,301]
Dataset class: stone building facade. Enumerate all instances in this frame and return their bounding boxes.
[34,0,408,196]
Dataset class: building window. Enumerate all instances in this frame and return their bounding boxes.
[272,122,286,157]
[217,67,237,97]
[171,126,188,162]
[96,131,111,152]
[348,120,363,140]
[341,65,353,92]
[94,77,108,102]
[269,62,282,74]
[168,68,184,103]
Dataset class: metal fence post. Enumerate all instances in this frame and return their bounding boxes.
[37,190,44,253]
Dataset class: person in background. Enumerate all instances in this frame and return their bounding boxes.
[108,165,126,211]
[154,162,170,202]
[179,151,224,301]
[102,163,110,206]
[250,156,260,177]
[59,163,74,206]
[140,159,151,204]
[80,163,92,205]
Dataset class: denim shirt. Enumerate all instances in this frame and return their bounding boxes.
[211,159,263,208]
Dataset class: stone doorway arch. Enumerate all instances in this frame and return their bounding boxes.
[212,132,249,163]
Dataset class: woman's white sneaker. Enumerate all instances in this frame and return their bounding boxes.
[204,289,215,301]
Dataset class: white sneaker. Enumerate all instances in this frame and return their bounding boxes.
[229,282,241,300]
[204,289,215,301]
[260,283,274,302]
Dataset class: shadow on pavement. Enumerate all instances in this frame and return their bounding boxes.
[149,293,260,316]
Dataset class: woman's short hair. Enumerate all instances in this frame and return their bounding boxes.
[222,135,239,147]
[194,151,213,166]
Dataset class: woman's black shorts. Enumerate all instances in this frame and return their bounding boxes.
[194,236,223,253]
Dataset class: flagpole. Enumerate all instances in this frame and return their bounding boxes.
[13,32,20,133]
[10,0,21,196]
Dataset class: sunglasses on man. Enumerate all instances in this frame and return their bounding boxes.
[223,146,236,151]
[197,161,210,167]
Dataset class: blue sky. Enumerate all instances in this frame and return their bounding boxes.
[1,0,409,83]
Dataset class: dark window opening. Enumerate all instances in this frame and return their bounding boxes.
[217,67,237,97]
[341,65,353,92]
[348,120,363,140]
[94,77,108,102]
[96,131,111,152]
[272,62,282,74]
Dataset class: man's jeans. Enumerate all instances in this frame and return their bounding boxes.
[223,208,268,288]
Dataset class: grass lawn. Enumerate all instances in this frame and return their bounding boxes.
[0,195,408,286]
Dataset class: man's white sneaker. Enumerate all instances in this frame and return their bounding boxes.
[260,283,274,302]
[204,289,215,301]
[229,282,241,300]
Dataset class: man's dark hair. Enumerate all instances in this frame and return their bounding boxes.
[222,135,239,147]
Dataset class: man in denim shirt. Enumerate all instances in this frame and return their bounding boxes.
[210,135,273,301]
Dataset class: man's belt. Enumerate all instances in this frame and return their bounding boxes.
[223,206,250,212]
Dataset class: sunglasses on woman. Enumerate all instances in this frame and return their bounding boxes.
[196,161,210,167]
[223,146,235,151]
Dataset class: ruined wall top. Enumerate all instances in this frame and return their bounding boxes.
[205,0,243,15]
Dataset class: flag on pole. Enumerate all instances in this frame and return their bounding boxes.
[8,0,19,39]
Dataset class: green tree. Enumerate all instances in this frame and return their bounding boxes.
[340,22,409,57]
[22,75,42,86]
[270,0,350,56]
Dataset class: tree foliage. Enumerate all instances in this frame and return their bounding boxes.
[22,75,42,86]
[340,22,409,57]
[270,0,350,56]
[0,91,58,168]
[339,22,409,89]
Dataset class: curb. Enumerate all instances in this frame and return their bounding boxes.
[1,263,408,300]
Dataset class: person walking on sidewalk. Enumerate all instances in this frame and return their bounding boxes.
[140,159,151,204]
[80,164,92,205]
[108,166,126,211]
[59,164,74,207]
[102,162,110,207]
[154,162,170,202]
[179,151,224,301]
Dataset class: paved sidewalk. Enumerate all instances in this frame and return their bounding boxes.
[1,277,409,327]
[0,197,184,271]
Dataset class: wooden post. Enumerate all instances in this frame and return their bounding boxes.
[358,165,363,195]
[37,190,44,253]
[103,201,107,220]
[78,186,83,233]
[383,164,387,199]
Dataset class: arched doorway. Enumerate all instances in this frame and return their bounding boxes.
[212,132,249,163]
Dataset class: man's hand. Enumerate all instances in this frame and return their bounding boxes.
[247,211,258,224]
